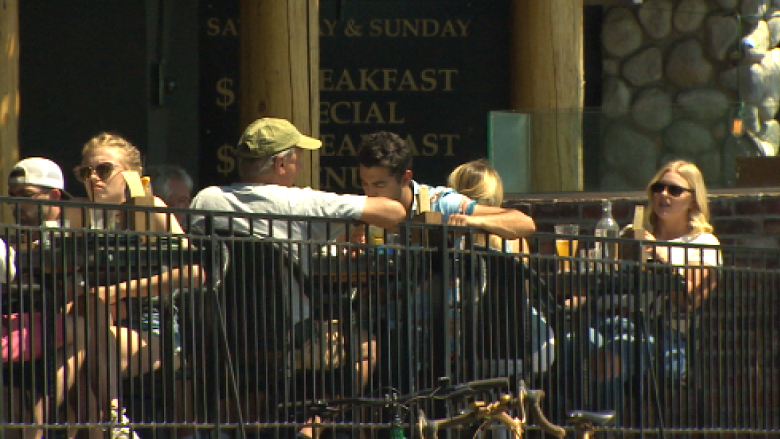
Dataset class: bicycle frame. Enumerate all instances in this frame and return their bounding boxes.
[282,378,612,439]
[416,384,615,439]
[417,386,565,439]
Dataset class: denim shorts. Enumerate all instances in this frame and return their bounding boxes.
[119,307,182,354]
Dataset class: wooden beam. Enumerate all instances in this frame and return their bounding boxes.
[240,0,320,188]
[511,0,584,192]
[0,0,20,221]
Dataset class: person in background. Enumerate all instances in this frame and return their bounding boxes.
[191,119,405,324]
[190,118,406,439]
[356,131,535,239]
[446,159,554,376]
[145,165,194,224]
[5,157,126,439]
[569,159,720,416]
[355,136,535,391]
[8,157,72,227]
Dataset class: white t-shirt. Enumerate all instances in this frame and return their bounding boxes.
[191,183,365,243]
[190,183,366,322]
[652,232,720,335]
[665,233,721,267]
[0,239,15,284]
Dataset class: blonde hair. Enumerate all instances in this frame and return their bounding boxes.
[644,160,713,235]
[81,133,143,174]
[448,159,512,251]
[447,159,504,206]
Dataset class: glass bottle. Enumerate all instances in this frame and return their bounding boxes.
[594,200,620,260]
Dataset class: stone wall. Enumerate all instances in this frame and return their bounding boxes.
[600,0,780,190]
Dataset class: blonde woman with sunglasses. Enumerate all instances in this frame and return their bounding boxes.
[567,159,720,419]
[640,160,720,310]
[70,133,201,437]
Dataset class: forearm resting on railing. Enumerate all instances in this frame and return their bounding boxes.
[93,265,203,305]
[450,205,536,240]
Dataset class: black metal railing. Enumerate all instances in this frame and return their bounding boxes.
[0,197,778,438]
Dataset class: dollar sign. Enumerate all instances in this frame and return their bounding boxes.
[216,77,235,110]
[216,144,235,176]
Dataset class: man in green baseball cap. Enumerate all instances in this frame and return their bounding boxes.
[225,117,322,188]
[190,118,404,438]
[193,116,404,252]
[235,117,322,158]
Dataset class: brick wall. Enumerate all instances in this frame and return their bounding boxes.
[506,189,780,250]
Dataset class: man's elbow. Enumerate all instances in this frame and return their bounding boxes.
[510,213,536,239]
[524,218,537,236]
[361,199,406,228]
[380,203,407,227]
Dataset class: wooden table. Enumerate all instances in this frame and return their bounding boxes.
[546,260,686,315]
[309,250,399,284]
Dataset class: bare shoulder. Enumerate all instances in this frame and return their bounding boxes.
[149,196,185,234]
[152,196,168,207]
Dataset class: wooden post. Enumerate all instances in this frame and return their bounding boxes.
[511,0,584,192]
[1,0,20,222]
[240,0,320,189]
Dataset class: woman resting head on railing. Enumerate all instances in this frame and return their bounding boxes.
[447,159,529,253]
[69,132,202,435]
[447,160,554,375]
[571,159,721,415]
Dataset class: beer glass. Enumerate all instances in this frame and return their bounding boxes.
[555,224,579,272]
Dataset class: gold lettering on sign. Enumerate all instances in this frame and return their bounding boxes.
[321,19,338,36]
[456,19,471,36]
[322,167,362,191]
[216,77,235,110]
[319,15,475,186]
[320,134,336,156]
[421,134,459,156]
[320,134,372,157]
[206,18,239,37]
[344,20,364,37]
[368,19,471,37]
[320,102,405,125]
[216,144,236,176]
[320,69,458,92]
[321,133,461,159]
[439,134,459,156]
[318,132,462,187]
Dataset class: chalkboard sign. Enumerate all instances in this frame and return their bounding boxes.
[198,0,511,191]
[198,0,241,188]
[319,0,511,192]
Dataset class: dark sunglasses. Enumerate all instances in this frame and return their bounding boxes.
[9,189,50,198]
[74,162,116,182]
[650,182,693,197]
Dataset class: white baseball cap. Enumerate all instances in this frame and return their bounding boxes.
[8,157,72,199]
